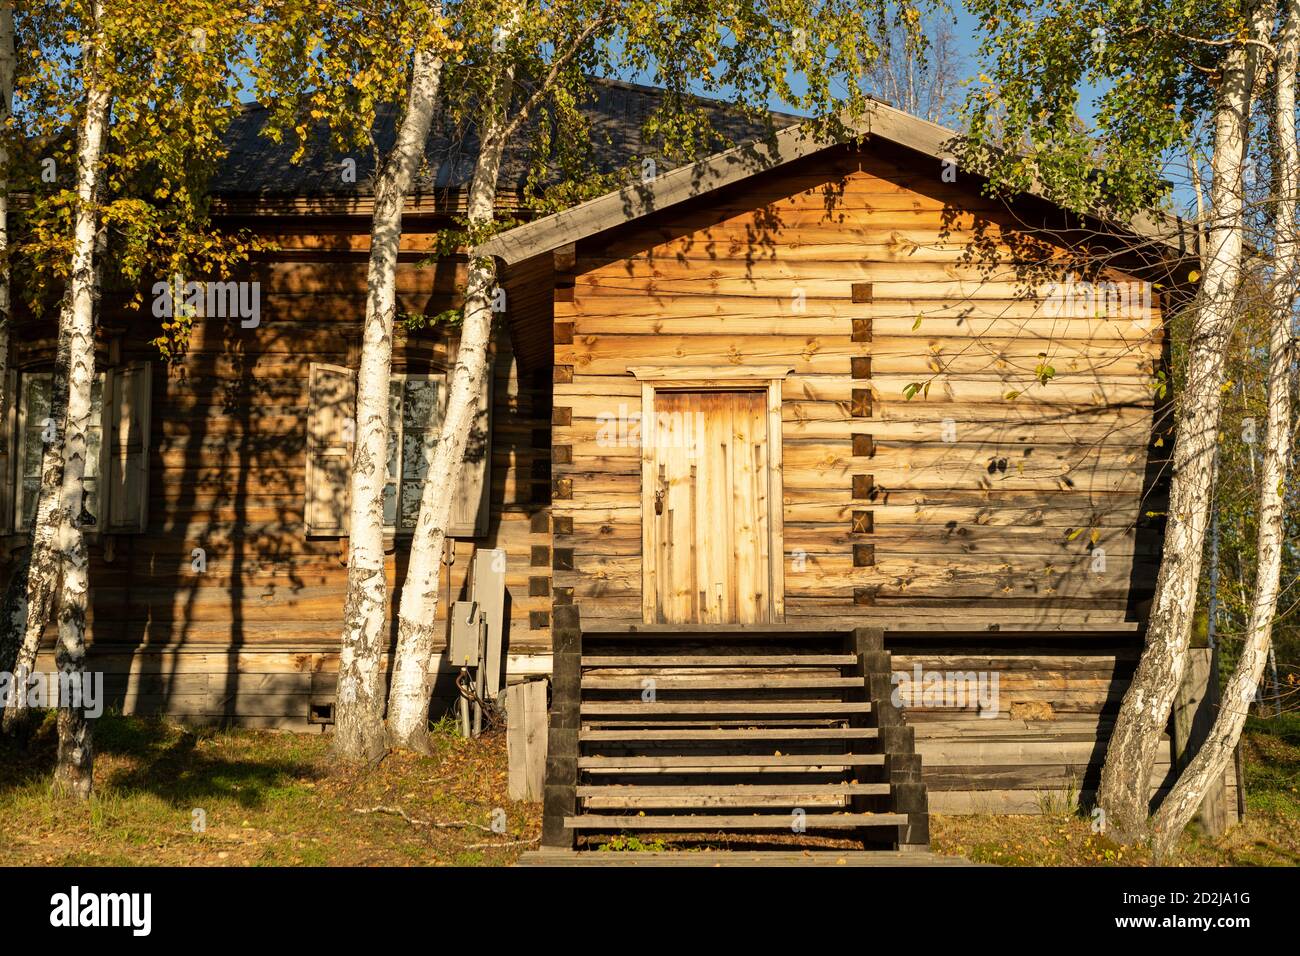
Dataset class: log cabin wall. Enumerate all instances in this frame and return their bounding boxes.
[550,144,1167,626]
[542,141,1219,812]
[2,128,1230,815]
[12,210,556,730]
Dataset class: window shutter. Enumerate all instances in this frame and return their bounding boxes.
[305,363,355,536]
[448,368,493,538]
[0,369,16,533]
[101,364,149,532]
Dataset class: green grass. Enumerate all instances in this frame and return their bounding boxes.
[932,715,1300,866]
[2,710,1295,866]
[1241,713,1300,816]
[596,834,669,852]
[0,712,540,867]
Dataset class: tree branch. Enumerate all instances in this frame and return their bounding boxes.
[500,13,611,143]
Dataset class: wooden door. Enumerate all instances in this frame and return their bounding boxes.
[649,390,772,624]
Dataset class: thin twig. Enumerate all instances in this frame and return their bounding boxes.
[354,805,494,833]
[465,837,540,850]
[500,13,611,142]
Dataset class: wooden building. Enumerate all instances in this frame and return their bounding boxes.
[3,83,1237,834]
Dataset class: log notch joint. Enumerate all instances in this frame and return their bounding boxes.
[852,627,930,850]
[540,603,582,848]
[849,281,876,598]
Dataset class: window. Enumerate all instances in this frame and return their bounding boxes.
[386,375,443,532]
[305,364,491,538]
[10,362,151,534]
[16,373,104,528]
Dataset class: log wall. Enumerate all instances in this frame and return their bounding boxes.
[537,142,1214,814]
[7,216,555,730]
[4,143,1226,819]
[550,145,1168,626]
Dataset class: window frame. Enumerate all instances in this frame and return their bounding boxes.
[383,371,446,536]
[303,361,494,541]
[12,369,111,535]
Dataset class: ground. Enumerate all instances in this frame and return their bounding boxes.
[0,713,542,866]
[0,712,1296,866]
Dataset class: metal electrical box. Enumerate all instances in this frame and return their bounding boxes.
[472,549,507,700]
[449,601,484,668]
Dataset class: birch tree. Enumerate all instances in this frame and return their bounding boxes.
[0,0,42,736]
[1094,0,1275,842]
[0,0,74,735]
[962,0,1280,845]
[1,3,269,785]
[385,0,926,750]
[338,48,445,763]
[1149,0,1299,859]
[251,0,455,762]
[0,1,12,420]
[863,8,964,123]
[48,0,110,796]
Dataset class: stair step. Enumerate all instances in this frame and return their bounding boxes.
[520,849,964,866]
[582,676,863,690]
[580,728,879,742]
[581,655,858,667]
[581,701,872,716]
[577,783,890,798]
[582,796,855,810]
[583,718,854,729]
[535,620,928,853]
[564,813,908,831]
[580,754,886,769]
[582,624,850,635]
[581,787,870,808]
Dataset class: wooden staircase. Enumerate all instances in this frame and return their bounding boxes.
[538,606,929,856]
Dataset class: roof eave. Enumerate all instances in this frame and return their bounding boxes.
[475,98,1195,266]
[475,117,844,265]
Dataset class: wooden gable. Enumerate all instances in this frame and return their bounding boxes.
[547,142,1169,628]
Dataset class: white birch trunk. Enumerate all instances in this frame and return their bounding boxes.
[1149,0,1299,860]
[1,321,71,734]
[51,0,110,800]
[1095,0,1272,841]
[385,59,514,751]
[333,46,443,763]
[0,1,27,718]
[0,1,13,416]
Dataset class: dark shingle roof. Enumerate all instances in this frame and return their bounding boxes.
[210,77,805,198]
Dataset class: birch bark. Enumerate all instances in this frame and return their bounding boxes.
[1095,0,1274,841]
[1149,0,1299,859]
[333,46,443,763]
[50,0,110,799]
[385,54,515,751]
[385,9,610,748]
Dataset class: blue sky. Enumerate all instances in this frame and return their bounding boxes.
[229,2,1187,215]
[231,3,994,114]
[623,3,992,118]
